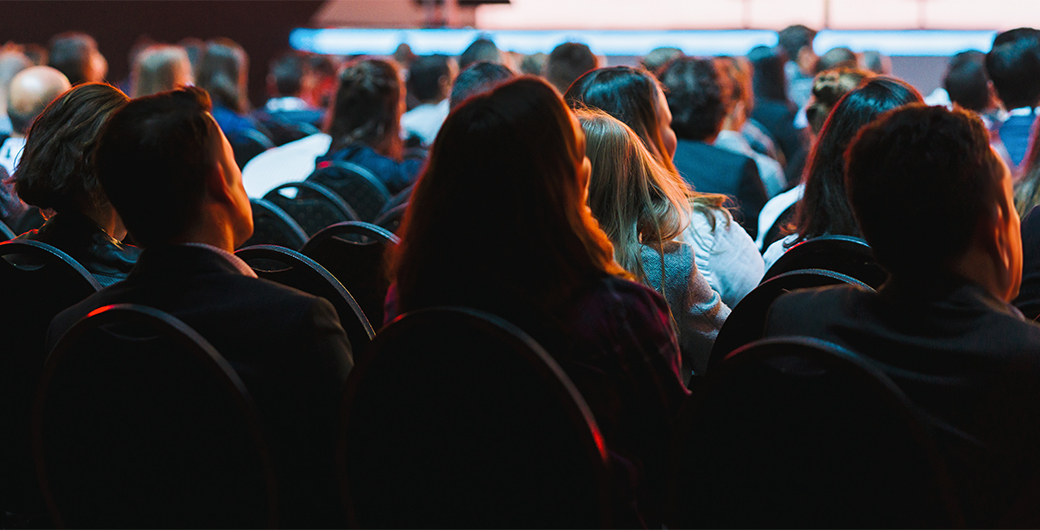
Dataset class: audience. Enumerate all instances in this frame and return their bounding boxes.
[747,45,805,171]
[47,32,107,86]
[449,60,515,110]
[13,83,139,286]
[254,50,325,139]
[985,28,1040,169]
[3,66,71,175]
[46,87,353,527]
[401,54,455,146]
[545,41,598,93]
[765,104,1040,526]
[777,24,818,108]
[577,108,728,377]
[130,44,193,98]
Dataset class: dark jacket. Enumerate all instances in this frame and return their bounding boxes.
[316,143,425,195]
[17,211,140,287]
[672,138,767,239]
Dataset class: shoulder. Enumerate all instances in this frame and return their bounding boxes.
[765,283,869,334]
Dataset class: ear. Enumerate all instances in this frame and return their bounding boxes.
[981,200,1018,299]
[203,157,235,206]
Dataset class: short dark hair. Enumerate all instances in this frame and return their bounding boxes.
[449,61,514,110]
[407,55,452,103]
[47,32,98,86]
[458,38,501,71]
[778,25,817,62]
[545,42,597,93]
[846,105,1006,277]
[816,47,858,73]
[985,33,1040,110]
[95,87,220,247]
[658,56,725,141]
[943,50,991,112]
[269,51,308,97]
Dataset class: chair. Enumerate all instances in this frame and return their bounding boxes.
[760,201,796,251]
[0,240,101,519]
[306,161,391,222]
[668,337,962,528]
[228,127,275,169]
[707,268,873,371]
[0,218,15,240]
[236,245,374,350]
[241,198,309,250]
[34,304,278,529]
[372,202,407,234]
[263,181,360,236]
[301,222,398,328]
[763,234,888,289]
[338,307,612,528]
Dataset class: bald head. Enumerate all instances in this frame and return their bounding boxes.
[9,66,70,136]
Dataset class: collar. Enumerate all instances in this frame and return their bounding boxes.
[1007,106,1038,117]
[265,97,311,112]
[180,242,258,278]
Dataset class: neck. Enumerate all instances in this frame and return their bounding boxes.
[81,206,126,241]
[170,207,239,253]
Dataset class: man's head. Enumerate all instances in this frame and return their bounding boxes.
[658,56,727,142]
[407,55,455,105]
[985,30,1040,110]
[449,61,515,110]
[458,38,502,71]
[778,24,818,74]
[545,42,598,94]
[847,105,1020,299]
[816,47,858,74]
[944,50,993,112]
[48,32,107,86]
[95,87,252,248]
[8,66,71,136]
[0,51,32,108]
[267,51,313,99]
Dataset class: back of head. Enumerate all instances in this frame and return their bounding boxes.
[0,51,32,103]
[196,39,248,113]
[268,51,310,98]
[48,32,105,86]
[714,56,755,116]
[747,45,789,103]
[816,47,858,74]
[641,47,683,76]
[407,55,453,104]
[985,30,1040,110]
[545,42,598,94]
[328,58,403,156]
[458,38,502,71]
[518,53,547,76]
[8,65,71,135]
[943,50,991,112]
[449,61,514,110]
[14,83,128,214]
[778,25,817,62]
[395,77,622,315]
[95,87,219,247]
[805,67,872,135]
[861,50,890,75]
[658,56,726,142]
[131,45,193,98]
[847,105,1006,278]
[793,77,923,241]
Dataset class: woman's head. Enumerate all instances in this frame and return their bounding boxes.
[790,76,923,242]
[327,58,404,158]
[14,82,129,215]
[565,66,677,171]
[196,39,248,113]
[804,67,872,135]
[577,108,689,282]
[131,44,193,98]
[393,77,625,314]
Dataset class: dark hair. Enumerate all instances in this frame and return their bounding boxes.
[985,34,1040,110]
[327,58,403,158]
[816,47,858,73]
[269,51,308,97]
[788,77,923,244]
[943,50,991,112]
[804,67,872,135]
[847,105,1006,277]
[778,25,817,62]
[407,55,452,103]
[747,45,790,104]
[993,27,1040,48]
[449,61,514,110]
[392,77,627,319]
[458,38,501,71]
[94,87,219,247]
[14,83,128,214]
[641,47,683,76]
[546,42,597,94]
[47,32,99,86]
[196,39,249,113]
[658,57,725,142]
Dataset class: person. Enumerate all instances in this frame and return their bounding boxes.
[985,28,1040,169]
[764,104,1040,527]
[778,24,818,108]
[577,108,728,377]
[640,46,682,75]
[815,46,858,73]
[545,41,598,94]
[47,31,107,86]
[195,38,272,151]
[3,65,71,175]
[389,77,687,527]
[400,54,455,146]
[130,44,193,98]
[47,87,353,527]
[0,50,32,136]
[310,58,424,195]
[252,50,326,146]
[747,45,806,174]
[12,83,139,286]
[457,37,503,70]
[763,77,922,269]
[449,60,515,110]
[566,65,763,307]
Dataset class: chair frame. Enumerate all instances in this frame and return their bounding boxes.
[763,234,887,288]
[307,161,392,221]
[264,181,360,227]
[0,239,103,291]
[245,198,310,250]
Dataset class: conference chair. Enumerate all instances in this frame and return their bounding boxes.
[263,181,360,236]
[763,234,887,289]
[241,198,309,250]
[306,161,391,222]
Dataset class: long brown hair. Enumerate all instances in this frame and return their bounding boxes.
[391,77,629,318]
[327,58,404,159]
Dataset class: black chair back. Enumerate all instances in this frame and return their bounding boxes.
[707,268,873,371]
[306,161,391,221]
[237,245,374,349]
[34,304,278,529]
[228,128,275,169]
[0,240,100,518]
[338,307,611,528]
[301,221,398,328]
[241,198,309,250]
[764,234,887,289]
[0,218,14,240]
[760,201,797,252]
[669,337,962,528]
[372,202,407,234]
[263,181,360,236]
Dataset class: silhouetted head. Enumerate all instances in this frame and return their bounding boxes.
[327,58,404,158]
[196,39,249,113]
[545,42,598,93]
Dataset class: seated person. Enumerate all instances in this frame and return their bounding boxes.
[13,83,140,286]
[195,39,272,144]
[130,44,194,98]
[449,60,514,110]
[47,87,353,527]
[764,105,1040,526]
[400,54,455,147]
[253,50,325,144]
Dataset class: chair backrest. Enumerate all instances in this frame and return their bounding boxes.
[306,161,391,222]
[764,234,888,289]
[34,304,278,529]
[236,245,374,349]
[0,218,15,240]
[263,181,360,236]
[338,307,612,528]
[707,268,873,371]
[669,337,962,528]
[760,201,797,252]
[228,127,276,169]
[301,221,399,328]
[241,198,309,250]
[372,202,408,234]
[0,240,102,518]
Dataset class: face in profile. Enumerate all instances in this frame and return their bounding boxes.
[655,86,677,160]
[995,154,1023,301]
[210,115,253,247]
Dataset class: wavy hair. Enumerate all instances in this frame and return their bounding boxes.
[327,58,404,159]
